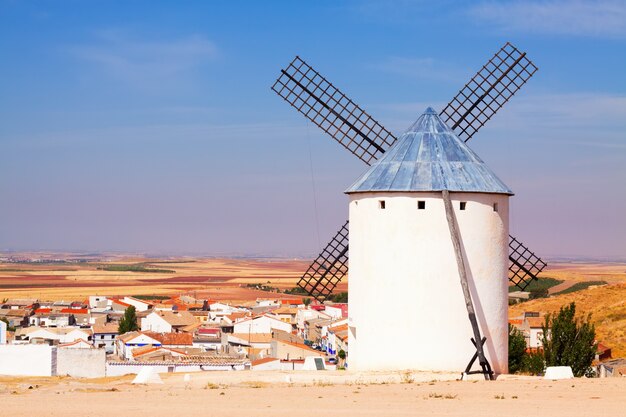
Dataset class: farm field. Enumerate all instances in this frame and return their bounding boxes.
[0,256,623,303]
[0,255,317,302]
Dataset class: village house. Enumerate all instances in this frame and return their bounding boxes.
[15,326,92,344]
[143,331,194,351]
[224,332,273,358]
[88,295,109,309]
[270,307,299,326]
[0,308,31,328]
[206,303,248,325]
[92,322,120,353]
[232,314,292,334]
[270,339,321,361]
[1,298,39,310]
[326,323,348,357]
[115,330,195,360]
[141,310,198,333]
[115,331,162,360]
[520,313,545,349]
[29,309,74,327]
[303,317,331,345]
[320,318,348,354]
[110,299,132,313]
[598,358,626,378]
[193,327,222,352]
[296,308,331,340]
[324,304,348,319]
[121,296,154,312]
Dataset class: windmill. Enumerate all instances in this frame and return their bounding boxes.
[271,43,547,377]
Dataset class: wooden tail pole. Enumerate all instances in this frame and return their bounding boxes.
[442,190,494,380]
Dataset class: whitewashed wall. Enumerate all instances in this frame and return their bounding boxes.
[0,345,56,376]
[348,191,509,374]
[57,348,106,378]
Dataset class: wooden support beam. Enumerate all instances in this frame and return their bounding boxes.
[442,190,494,380]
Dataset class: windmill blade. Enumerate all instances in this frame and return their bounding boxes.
[297,221,349,302]
[272,56,396,165]
[440,42,538,142]
[508,235,547,291]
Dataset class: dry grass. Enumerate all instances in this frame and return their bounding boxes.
[510,282,626,356]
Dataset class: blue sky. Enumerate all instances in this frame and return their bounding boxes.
[1,1,625,259]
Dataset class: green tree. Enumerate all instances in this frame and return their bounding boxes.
[118,306,139,334]
[508,324,527,374]
[541,302,596,377]
[303,297,312,307]
[338,349,346,367]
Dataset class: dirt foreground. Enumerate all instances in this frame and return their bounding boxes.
[1,370,624,417]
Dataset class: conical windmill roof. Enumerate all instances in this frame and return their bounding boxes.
[345,107,513,195]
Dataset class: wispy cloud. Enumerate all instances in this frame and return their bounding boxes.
[486,92,626,132]
[374,56,467,84]
[69,29,217,86]
[373,92,626,142]
[469,1,626,38]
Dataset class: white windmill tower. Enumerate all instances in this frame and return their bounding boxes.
[346,107,511,374]
[272,43,548,378]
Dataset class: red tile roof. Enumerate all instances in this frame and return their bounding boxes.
[61,308,89,314]
[251,357,279,366]
[280,298,303,305]
[142,331,193,346]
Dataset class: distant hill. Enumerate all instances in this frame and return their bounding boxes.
[509,283,626,357]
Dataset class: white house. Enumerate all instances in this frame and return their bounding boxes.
[17,327,92,344]
[324,304,348,319]
[88,296,109,309]
[122,297,153,312]
[233,314,292,334]
[92,322,119,353]
[296,308,331,339]
[115,331,162,360]
[141,310,197,333]
[255,299,279,308]
[29,313,73,328]
[523,316,546,349]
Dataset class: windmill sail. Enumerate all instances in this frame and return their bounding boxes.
[296,221,349,302]
[272,56,396,165]
[273,45,547,301]
[509,235,547,290]
[440,42,538,142]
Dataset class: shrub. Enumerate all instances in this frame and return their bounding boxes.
[521,350,545,375]
[508,324,526,374]
[541,302,596,377]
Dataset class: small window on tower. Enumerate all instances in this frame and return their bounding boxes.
[379,200,386,209]
[418,201,426,210]
[460,202,467,211]
[493,202,498,212]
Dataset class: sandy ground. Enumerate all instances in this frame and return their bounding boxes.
[1,370,624,417]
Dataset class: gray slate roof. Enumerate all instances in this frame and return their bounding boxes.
[345,107,513,195]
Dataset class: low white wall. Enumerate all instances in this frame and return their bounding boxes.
[0,345,56,376]
[106,362,246,376]
[57,349,106,378]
